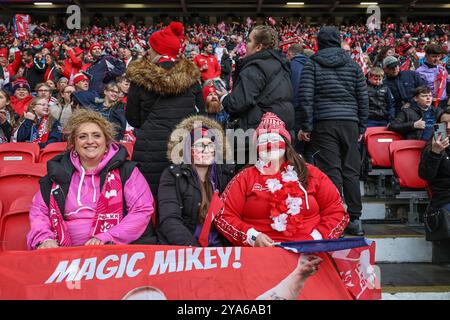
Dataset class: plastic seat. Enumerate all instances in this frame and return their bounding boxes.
[389,140,427,189]
[38,142,68,163]
[119,142,134,160]
[0,195,33,251]
[365,127,403,168]
[0,142,40,166]
[0,163,46,216]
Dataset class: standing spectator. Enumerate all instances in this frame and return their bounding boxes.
[193,42,221,83]
[43,53,61,83]
[220,49,232,90]
[366,67,396,127]
[22,49,46,93]
[298,26,368,236]
[60,44,84,82]
[415,44,448,109]
[121,47,135,69]
[287,43,309,155]
[86,43,125,95]
[185,37,200,61]
[373,46,395,68]
[389,86,442,140]
[126,22,203,195]
[218,25,294,166]
[215,38,227,63]
[383,55,425,115]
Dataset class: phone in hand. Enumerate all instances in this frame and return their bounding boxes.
[434,123,447,141]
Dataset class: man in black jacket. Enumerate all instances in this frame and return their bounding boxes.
[298,26,369,236]
[23,49,45,92]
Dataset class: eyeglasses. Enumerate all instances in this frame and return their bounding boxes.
[35,103,48,106]
[37,89,50,92]
[108,90,120,94]
[192,143,216,152]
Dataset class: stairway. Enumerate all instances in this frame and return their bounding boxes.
[359,189,450,300]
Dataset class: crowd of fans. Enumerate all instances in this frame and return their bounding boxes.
[0,18,449,250]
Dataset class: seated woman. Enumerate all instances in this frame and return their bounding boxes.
[16,97,63,148]
[157,115,235,246]
[27,109,154,249]
[72,82,126,141]
[215,113,348,246]
[419,107,450,213]
[0,89,19,143]
[9,78,33,116]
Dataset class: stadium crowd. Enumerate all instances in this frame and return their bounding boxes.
[0,18,449,250]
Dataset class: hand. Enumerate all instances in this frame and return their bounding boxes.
[13,38,20,47]
[254,233,274,247]
[0,110,7,125]
[37,239,59,250]
[414,118,426,129]
[24,112,36,121]
[298,130,311,142]
[62,44,71,51]
[431,134,450,154]
[358,134,363,143]
[84,238,104,246]
[295,254,323,278]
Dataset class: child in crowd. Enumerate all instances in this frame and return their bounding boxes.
[366,67,395,127]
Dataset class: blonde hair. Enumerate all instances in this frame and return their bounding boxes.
[65,109,117,149]
[368,67,384,78]
[252,25,279,51]
[27,97,55,132]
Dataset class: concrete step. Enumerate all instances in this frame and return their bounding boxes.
[347,224,433,263]
[379,263,450,300]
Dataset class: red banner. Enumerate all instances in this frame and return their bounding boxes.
[0,245,354,300]
[13,14,30,40]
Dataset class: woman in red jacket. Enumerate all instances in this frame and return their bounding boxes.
[215,113,349,246]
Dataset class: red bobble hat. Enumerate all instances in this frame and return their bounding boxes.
[255,112,291,144]
[89,42,102,53]
[73,73,89,85]
[202,85,217,101]
[73,47,84,56]
[149,22,184,59]
[12,78,31,92]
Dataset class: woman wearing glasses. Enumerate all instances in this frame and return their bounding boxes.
[16,96,63,148]
[157,115,235,246]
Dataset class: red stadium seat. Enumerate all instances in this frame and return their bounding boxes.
[38,142,68,163]
[365,127,403,168]
[0,195,33,251]
[0,142,40,166]
[0,163,46,216]
[389,140,427,189]
[119,142,134,160]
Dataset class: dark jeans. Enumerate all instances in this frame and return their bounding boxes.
[309,120,363,219]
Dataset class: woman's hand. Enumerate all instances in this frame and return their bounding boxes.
[431,134,449,154]
[84,238,104,246]
[37,239,59,250]
[254,233,274,247]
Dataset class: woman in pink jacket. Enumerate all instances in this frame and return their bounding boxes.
[27,109,155,250]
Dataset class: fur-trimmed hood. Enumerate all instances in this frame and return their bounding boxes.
[167,115,232,165]
[126,58,201,95]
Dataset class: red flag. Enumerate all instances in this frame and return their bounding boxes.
[434,67,447,108]
[198,192,223,247]
[13,14,30,40]
[331,241,381,300]
[400,58,411,71]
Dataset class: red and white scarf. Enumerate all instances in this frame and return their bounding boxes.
[49,169,123,246]
[36,115,49,144]
[434,67,447,108]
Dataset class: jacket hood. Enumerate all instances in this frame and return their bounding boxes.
[292,54,308,64]
[166,115,232,165]
[242,50,290,73]
[318,26,341,50]
[311,47,351,68]
[126,58,201,95]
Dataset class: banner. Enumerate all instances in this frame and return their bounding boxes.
[13,14,30,40]
[0,245,355,300]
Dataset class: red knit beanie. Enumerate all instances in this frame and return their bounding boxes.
[0,48,7,58]
[73,73,89,85]
[89,42,102,53]
[202,85,217,101]
[149,22,184,59]
[254,112,291,143]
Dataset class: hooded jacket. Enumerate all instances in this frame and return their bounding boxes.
[126,58,204,194]
[222,50,295,133]
[299,27,369,134]
[27,143,154,249]
[157,115,235,246]
[214,163,349,246]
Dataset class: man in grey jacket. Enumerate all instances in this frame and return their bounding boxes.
[298,26,369,236]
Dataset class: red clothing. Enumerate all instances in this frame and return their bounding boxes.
[215,164,349,246]
[10,95,33,116]
[1,51,22,82]
[61,50,83,80]
[193,53,221,82]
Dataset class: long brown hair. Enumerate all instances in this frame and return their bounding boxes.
[197,166,214,224]
[284,138,309,188]
[0,89,17,128]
